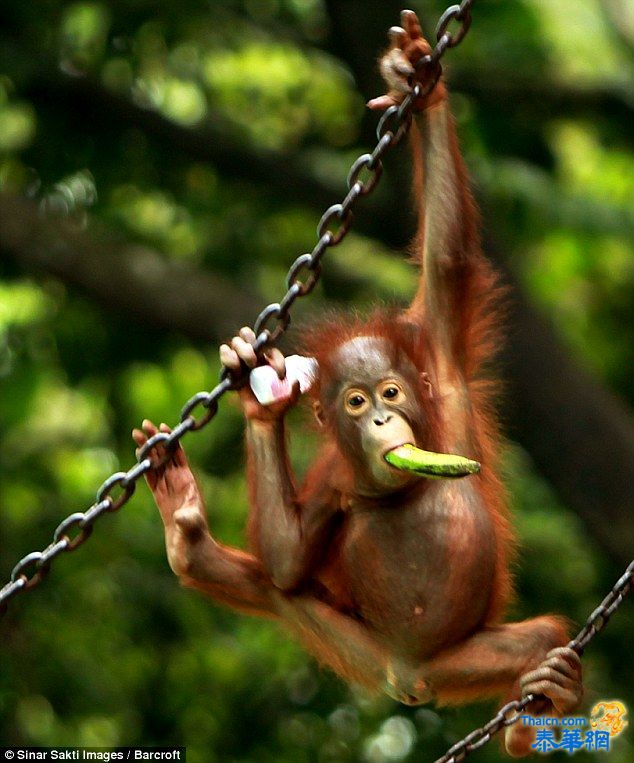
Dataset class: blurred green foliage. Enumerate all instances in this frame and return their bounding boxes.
[0,1,633,761]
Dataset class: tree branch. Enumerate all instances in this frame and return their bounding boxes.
[0,194,257,342]
[504,267,634,568]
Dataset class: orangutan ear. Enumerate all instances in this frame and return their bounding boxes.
[421,371,434,399]
[313,401,326,427]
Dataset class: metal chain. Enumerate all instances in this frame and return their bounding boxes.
[0,1,476,618]
[1,10,632,763]
[434,559,634,763]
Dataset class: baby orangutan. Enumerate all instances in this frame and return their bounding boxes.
[133,11,582,756]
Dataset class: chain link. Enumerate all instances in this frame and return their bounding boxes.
[434,559,634,763]
[1,2,475,618]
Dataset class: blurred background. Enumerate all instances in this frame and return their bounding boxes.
[0,1,633,761]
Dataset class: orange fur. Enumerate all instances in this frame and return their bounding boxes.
[152,21,580,741]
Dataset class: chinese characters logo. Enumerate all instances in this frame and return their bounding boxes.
[525,700,627,755]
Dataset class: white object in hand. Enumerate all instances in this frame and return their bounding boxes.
[249,355,318,405]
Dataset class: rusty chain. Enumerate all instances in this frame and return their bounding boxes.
[0,1,476,618]
[434,559,634,763]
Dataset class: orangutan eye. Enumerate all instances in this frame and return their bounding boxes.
[379,381,405,403]
[345,389,369,416]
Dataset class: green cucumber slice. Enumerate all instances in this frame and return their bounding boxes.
[385,443,480,479]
